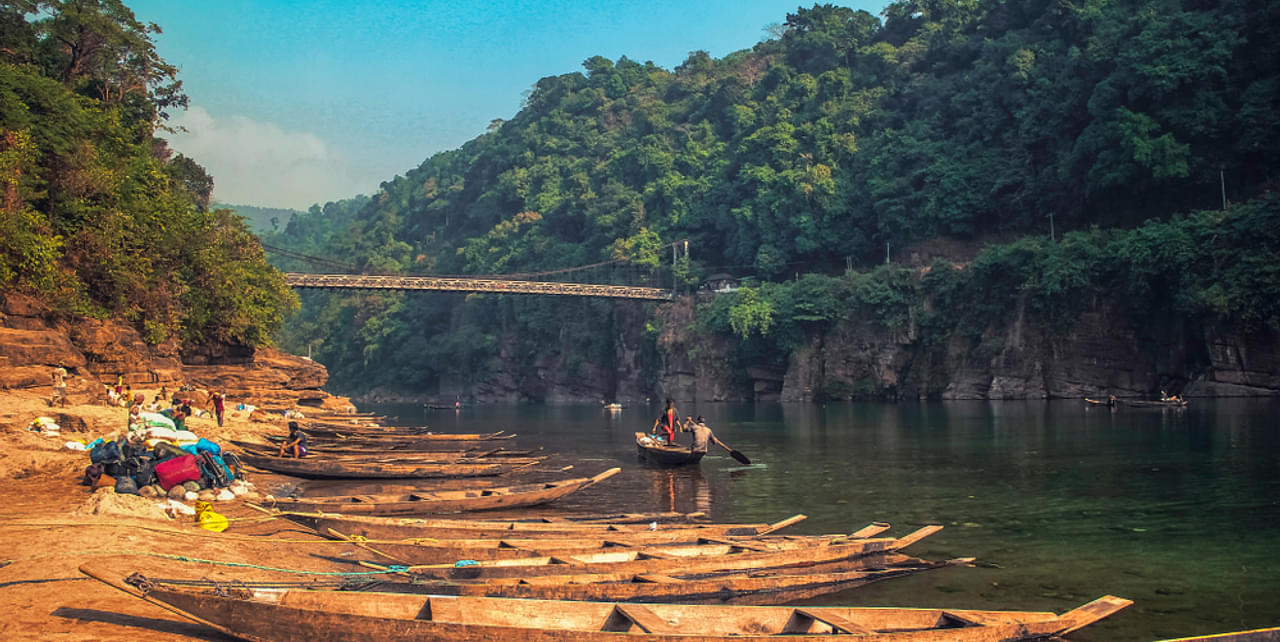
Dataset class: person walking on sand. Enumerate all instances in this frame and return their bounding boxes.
[50,367,67,408]
[208,391,226,427]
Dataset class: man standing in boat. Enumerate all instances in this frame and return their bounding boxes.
[651,398,680,443]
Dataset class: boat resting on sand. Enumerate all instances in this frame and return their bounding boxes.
[635,432,704,466]
[81,565,1132,642]
[232,443,546,467]
[325,524,940,566]
[278,511,809,542]
[266,468,621,515]
[303,427,516,441]
[236,451,511,480]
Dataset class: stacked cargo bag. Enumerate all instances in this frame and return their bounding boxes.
[155,453,202,490]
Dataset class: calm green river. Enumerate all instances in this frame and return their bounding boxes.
[365,399,1280,641]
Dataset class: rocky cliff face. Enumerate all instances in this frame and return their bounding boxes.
[0,293,348,410]
[653,295,1280,401]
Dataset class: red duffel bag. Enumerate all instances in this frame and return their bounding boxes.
[155,454,202,490]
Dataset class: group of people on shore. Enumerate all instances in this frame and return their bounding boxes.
[47,367,230,432]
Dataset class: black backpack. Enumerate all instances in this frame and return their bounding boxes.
[197,451,229,488]
[89,440,122,464]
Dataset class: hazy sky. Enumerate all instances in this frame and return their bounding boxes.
[128,1,890,210]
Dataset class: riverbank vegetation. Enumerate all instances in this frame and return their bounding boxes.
[0,0,296,348]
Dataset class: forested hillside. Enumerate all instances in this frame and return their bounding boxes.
[0,0,296,349]
[269,0,1279,399]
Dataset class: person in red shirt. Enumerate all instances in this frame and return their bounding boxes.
[208,391,225,427]
[650,398,679,443]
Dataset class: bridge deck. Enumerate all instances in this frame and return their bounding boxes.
[285,273,672,301]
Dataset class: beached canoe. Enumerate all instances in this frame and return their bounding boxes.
[82,565,1132,642]
[279,511,809,542]
[303,427,516,441]
[348,526,926,583]
[635,432,704,466]
[327,524,939,566]
[268,468,621,515]
[236,451,509,480]
[232,443,546,467]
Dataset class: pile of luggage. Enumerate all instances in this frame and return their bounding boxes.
[82,436,246,501]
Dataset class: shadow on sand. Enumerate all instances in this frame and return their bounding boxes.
[52,606,230,641]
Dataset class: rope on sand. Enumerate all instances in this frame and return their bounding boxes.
[0,550,409,576]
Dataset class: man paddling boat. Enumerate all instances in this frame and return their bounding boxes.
[682,415,714,454]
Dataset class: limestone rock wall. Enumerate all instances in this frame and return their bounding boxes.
[0,293,345,410]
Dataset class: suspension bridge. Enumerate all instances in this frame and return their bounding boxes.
[264,243,686,301]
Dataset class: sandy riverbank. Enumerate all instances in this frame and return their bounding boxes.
[0,389,372,640]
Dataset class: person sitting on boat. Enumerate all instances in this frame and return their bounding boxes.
[651,398,679,443]
[279,421,309,458]
[682,416,714,454]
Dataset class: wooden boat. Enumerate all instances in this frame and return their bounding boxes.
[279,511,809,542]
[635,432,704,466]
[347,525,929,583]
[1119,398,1188,408]
[232,443,546,467]
[326,524,939,566]
[82,565,1132,641]
[236,451,509,479]
[268,468,621,515]
[305,427,515,441]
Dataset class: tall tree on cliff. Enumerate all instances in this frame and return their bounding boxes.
[0,0,297,347]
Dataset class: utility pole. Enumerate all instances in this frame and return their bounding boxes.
[1220,168,1227,210]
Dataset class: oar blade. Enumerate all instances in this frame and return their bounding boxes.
[728,449,751,465]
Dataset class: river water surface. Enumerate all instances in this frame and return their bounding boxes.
[359,399,1280,641]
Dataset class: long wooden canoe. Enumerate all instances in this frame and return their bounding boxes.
[233,443,546,467]
[279,511,810,542]
[237,451,509,479]
[635,432,704,466]
[1119,398,1189,408]
[269,468,621,515]
[81,566,1133,642]
[391,548,923,583]
[327,524,940,566]
[304,427,516,441]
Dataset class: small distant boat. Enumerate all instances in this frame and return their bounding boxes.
[603,402,622,411]
[81,565,1133,642]
[1119,398,1188,408]
[635,431,704,466]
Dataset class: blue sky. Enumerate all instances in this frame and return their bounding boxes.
[129,1,890,209]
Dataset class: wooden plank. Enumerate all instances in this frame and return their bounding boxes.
[790,608,873,635]
[1056,595,1134,635]
[634,574,683,584]
[611,604,678,634]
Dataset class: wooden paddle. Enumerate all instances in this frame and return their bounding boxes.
[712,435,751,465]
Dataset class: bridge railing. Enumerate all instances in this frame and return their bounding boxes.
[284,273,672,301]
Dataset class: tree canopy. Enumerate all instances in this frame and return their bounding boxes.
[0,0,296,347]
[253,0,1275,395]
